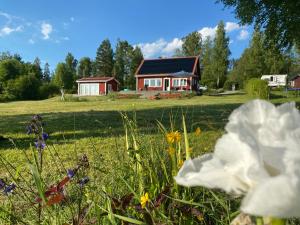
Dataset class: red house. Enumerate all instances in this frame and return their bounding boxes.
[290,75,300,88]
[135,56,200,92]
[76,77,119,96]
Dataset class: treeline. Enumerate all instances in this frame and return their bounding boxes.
[0,39,144,101]
[0,52,58,101]
[175,21,300,90]
[53,39,144,92]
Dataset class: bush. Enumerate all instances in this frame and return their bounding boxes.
[39,83,60,99]
[14,74,41,100]
[245,78,269,99]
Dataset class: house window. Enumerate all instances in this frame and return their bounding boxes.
[173,78,187,87]
[144,79,162,87]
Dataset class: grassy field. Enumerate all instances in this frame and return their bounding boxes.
[0,93,299,224]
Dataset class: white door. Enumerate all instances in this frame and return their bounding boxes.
[80,83,99,96]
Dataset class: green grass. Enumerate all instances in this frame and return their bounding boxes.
[0,93,299,224]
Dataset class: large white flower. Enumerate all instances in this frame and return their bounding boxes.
[175,100,300,218]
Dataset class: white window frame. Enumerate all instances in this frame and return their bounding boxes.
[173,78,187,87]
[144,78,162,87]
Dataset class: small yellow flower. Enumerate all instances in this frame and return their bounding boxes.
[166,131,181,144]
[195,127,201,136]
[178,159,184,169]
[167,147,175,155]
[140,192,149,209]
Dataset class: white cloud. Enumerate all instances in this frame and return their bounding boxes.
[136,21,249,58]
[162,38,183,54]
[137,38,183,58]
[70,17,75,22]
[198,26,217,40]
[225,22,240,32]
[0,25,23,36]
[237,29,249,40]
[28,38,35,44]
[41,22,53,40]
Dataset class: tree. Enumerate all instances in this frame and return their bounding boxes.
[217,0,300,48]
[15,74,41,100]
[43,62,51,82]
[95,39,114,76]
[0,59,23,82]
[65,53,78,74]
[78,57,92,78]
[114,40,134,88]
[53,63,73,90]
[128,46,143,89]
[181,31,202,56]
[201,37,214,87]
[210,21,230,88]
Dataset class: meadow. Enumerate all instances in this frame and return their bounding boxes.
[0,93,299,224]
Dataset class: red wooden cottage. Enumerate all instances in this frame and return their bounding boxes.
[135,56,200,92]
[76,77,119,96]
[290,75,300,88]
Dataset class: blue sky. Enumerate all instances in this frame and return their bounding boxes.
[0,0,252,71]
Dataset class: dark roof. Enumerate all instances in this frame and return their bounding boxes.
[136,57,199,75]
[290,75,300,81]
[76,76,119,83]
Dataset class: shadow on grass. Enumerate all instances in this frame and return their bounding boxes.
[0,102,246,150]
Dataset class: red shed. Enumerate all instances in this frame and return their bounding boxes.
[135,56,200,92]
[76,77,119,96]
[290,75,300,88]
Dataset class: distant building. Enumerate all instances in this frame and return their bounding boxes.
[76,77,119,96]
[261,74,287,87]
[290,75,300,88]
[135,56,200,92]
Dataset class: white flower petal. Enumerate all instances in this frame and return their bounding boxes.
[241,175,300,218]
[175,154,249,194]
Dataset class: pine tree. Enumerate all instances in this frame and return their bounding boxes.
[78,57,92,78]
[181,31,202,56]
[95,39,114,76]
[43,62,51,82]
[211,21,230,88]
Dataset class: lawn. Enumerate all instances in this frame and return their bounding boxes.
[0,93,299,224]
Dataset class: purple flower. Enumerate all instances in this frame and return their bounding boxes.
[34,140,46,150]
[32,115,42,121]
[67,169,75,178]
[79,177,89,187]
[26,125,33,134]
[42,132,49,141]
[0,179,6,190]
[3,183,16,195]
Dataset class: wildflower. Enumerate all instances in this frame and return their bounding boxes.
[42,132,49,141]
[178,159,184,169]
[140,192,149,209]
[167,147,175,155]
[0,179,6,190]
[166,131,181,144]
[3,183,16,195]
[79,176,89,188]
[32,114,42,121]
[26,125,33,134]
[34,140,46,150]
[175,100,300,218]
[195,127,201,136]
[67,169,75,178]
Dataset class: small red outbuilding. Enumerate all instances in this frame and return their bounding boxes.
[290,75,300,88]
[76,77,119,96]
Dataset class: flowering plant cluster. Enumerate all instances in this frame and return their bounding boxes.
[175,100,300,223]
[26,114,48,151]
